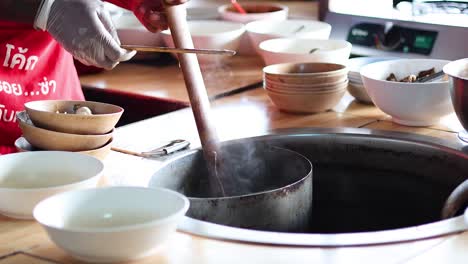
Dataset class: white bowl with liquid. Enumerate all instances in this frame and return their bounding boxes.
[0,151,103,219]
[33,186,189,263]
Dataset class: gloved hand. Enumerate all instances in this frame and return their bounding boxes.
[127,0,189,33]
[44,0,136,70]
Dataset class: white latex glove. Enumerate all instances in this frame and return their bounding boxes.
[43,0,136,70]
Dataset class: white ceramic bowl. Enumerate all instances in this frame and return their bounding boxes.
[347,57,398,80]
[34,187,189,263]
[347,82,373,104]
[218,2,288,24]
[259,38,351,66]
[218,2,289,55]
[246,19,331,55]
[114,13,163,47]
[0,151,103,219]
[161,20,245,64]
[360,59,454,126]
[113,12,164,60]
[187,7,219,20]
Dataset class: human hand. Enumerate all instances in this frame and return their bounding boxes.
[44,0,136,70]
[130,0,189,33]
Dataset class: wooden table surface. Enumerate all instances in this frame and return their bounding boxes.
[3,1,468,264]
[2,86,468,264]
[79,56,264,103]
[79,0,318,103]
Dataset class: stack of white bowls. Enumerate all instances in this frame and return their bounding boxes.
[347,57,398,104]
[263,62,348,113]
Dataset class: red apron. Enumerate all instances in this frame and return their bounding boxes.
[0,21,84,155]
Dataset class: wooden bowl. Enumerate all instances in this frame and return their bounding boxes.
[265,88,346,114]
[265,82,348,94]
[17,111,113,152]
[263,62,348,85]
[218,3,288,24]
[24,100,123,135]
[14,137,113,161]
[264,79,349,93]
[264,73,347,86]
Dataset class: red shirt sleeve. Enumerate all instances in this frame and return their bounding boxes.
[104,0,138,11]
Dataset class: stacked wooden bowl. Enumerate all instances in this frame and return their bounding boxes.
[263,62,348,113]
[15,100,123,160]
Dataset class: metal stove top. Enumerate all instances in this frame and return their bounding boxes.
[152,128,468,247]
[320,0,468,60]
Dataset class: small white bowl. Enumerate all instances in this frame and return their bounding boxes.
[360,59,454,126]
[246,19,331,55]
[218,2,288,24]
[161,20,245,64]
[347,82,373,104]
[187,7,219,20]
[347,57,398,80]
[0,151,103,219]
[259,38,351,66]
[34,187,189,263]
[114,13,163,47]
[218,3,289,55]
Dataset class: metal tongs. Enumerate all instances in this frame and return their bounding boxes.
[111,139,190,158]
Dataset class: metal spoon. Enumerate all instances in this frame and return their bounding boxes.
[121,45,236,56]
[293,25,305,34]
[309,48,320,54]
[111,139,190,158]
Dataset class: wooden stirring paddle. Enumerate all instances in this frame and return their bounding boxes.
[164,2,226,196]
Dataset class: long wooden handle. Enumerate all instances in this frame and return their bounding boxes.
[165,3,225,196]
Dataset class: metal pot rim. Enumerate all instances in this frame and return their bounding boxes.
[172,127,468,246]
[161,144,313,201]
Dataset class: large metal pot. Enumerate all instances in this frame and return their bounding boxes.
[149,142,313,232]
